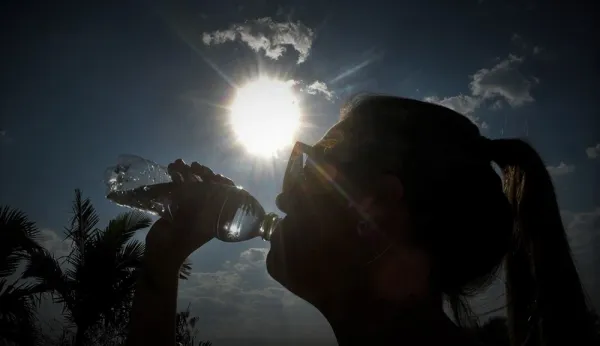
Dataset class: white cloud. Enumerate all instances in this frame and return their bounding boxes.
[202,17,315,64]
[178,247,331,341]
[289,79,335,101]
[470,54,535,107]
[511,33,523,44]
[424,95,482,115]
[40,229,72,259]
[586,143,600,159]
[424,54,537,129]
[546,162,575,176]
[424,95,488,128]
[561,208,600,306]
[490,99,504,110]
[510,33,544,56]
[304,81,334,100]
[0,129,9,144]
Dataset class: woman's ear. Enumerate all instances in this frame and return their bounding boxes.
[355,174,407,236]
[376,174,405,203]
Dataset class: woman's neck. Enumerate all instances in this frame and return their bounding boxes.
[321,296,470,346]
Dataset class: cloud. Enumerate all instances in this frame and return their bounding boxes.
[39,229,72,259]
[304,81,334,100]
[424,54,536,128]
[586,143,600,159]
[490,100,504,111]
[424,95,488,129]
[424,95,482,116]
[0,129,9,144]
[546,162,575,176]
[178,248,330,340]
[561,208,600,305]
[470,54,535,107]
[202,18,315,64]
[510,33,544,56]
[290,79,335,101]
[511,33,523,45]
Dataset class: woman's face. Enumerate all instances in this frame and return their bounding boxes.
[266,119,382,304]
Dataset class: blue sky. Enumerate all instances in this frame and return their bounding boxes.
[1,0,598,344]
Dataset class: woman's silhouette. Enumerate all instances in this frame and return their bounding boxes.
[126,95,596,346]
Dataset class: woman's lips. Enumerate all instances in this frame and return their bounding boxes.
[269,217,285,243]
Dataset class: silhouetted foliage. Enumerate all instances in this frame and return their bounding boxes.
[21,190,149,346]
[0,206,43,346]
[0,190,203,346]
[175,305,212,346]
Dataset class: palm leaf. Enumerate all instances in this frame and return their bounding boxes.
[0,253,21,280]
[64,189,99,259]
[57,202,150,337]
[0,206,42,278]
[0,206,41,242]
[180,258,192,280]
[0,279,43,346]
[101,211,151,250]
[21,248,74,313]
[116,240,145,271]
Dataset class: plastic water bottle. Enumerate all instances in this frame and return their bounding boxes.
[103,154,279,242]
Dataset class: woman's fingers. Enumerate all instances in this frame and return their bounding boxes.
[189,162,235,186]
[214,174,235,186]
[169,160,235,186]
[168,160,186,184]
[168,159,201,183]
[190,162,215,182]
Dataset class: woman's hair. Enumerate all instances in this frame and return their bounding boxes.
[340,94,597,346]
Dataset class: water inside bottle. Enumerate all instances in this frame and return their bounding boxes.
[104,154,279,241]
[106,182,277,242]
[104,155,172,195]
[107,183,175,217]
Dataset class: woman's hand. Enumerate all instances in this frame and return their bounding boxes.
[127,160,235,346]
[144,159,236,268]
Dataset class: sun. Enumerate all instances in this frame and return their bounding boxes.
[229,77,301,157]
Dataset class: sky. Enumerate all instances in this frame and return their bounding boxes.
[0,0,598,344]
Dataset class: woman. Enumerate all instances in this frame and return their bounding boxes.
[126,95,596,346]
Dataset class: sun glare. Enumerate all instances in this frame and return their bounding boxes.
[229,77,301,157]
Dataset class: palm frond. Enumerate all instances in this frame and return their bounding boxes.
[102,211,151,248]
[21,248,73,312]
[49,208,149,336]
[116,241,145,271]
[0,206,42,278]
[0,253,21,279]
[0,279,43,346]
[2,193,161,344]
[0,205,41,241]
[180,258,192,280]
[64,189,99,255]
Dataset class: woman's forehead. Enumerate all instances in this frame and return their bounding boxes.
[315,122,347,150]
[313,117,380,163]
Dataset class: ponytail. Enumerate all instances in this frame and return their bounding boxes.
[490,138,596,346]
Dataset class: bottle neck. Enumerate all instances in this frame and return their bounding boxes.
[260,212,281,241]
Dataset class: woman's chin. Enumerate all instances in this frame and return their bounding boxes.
[265,248,283,282]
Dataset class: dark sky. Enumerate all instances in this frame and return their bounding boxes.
[1,0,598,344]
